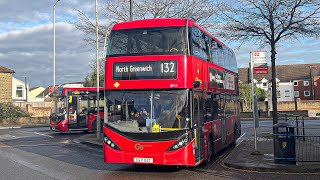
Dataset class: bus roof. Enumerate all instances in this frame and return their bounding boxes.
[55,87,104,97]
[111,18,227,48]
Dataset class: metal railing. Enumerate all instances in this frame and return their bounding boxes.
[277,113,320,163]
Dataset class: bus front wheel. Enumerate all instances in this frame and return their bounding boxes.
[92,120,103,133]
[204,136,213,165]
[231,123,240,147]
[92,121,97,133]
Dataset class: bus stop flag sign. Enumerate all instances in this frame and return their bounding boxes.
[252,51,268,74]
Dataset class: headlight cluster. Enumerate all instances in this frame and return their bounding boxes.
[167,133,192,151]
[104,134,121,150]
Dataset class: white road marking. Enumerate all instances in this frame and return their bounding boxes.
[0,127,21,130]
[0,143,58,148]
[34,132,54,138]
[236,132,247,146]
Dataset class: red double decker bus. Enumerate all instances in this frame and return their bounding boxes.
[50,87,104,132]
[103,18,241,166]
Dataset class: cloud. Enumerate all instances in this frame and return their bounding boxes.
[230,39,320,68]
[0,0,97,33]
[0,22,94,88]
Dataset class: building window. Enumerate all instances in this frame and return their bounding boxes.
[293,81,298,86]
[303,81,309,86]
[284,90,290,97]
[304,91,310,97]
[294,91,299,97]
[263,83,267,87]
[277,91,281,98]
[16,86,23,98]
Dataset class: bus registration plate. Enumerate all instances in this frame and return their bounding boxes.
[133,157,153,163]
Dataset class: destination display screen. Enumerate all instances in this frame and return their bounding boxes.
[113,61,177,80]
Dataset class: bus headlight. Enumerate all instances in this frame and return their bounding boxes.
[104,134,121,150]
[167,133,192,151]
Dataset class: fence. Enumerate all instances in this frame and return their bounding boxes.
[278,113,320,163]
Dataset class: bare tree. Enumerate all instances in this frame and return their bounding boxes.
[217,0,320,124]
[73,0,217,46]
[74,0,217,87]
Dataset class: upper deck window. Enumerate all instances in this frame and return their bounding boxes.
[108,27,187,57]
[191,26,238,73]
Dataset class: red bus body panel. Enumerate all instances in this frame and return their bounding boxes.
[50,119,68,131]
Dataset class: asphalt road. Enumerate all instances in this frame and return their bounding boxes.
[0,126,319,180]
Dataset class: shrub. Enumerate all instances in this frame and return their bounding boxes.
[0,103,31,120]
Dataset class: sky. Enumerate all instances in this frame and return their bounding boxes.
[0,0,319,88]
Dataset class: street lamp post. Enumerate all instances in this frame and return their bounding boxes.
[130,0,133,21]
[53,0,60,90]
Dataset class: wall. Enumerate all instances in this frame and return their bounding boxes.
[0,117,49,126]
[278,82,294,102]
[0,73,12,102]
[257,100,320,112]
[241,110,309,118]
[314,76,320,100]
[294,79,313,100]
[28,87,45,103]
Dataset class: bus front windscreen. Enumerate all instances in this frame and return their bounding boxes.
[52,94,66,114]
[107,27,187,57]
[106,90,189,133]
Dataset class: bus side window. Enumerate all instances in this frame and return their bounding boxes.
[219,94,225,118]
[212,94,219,120]
[205,93,212,122]
[204,35,211,62]
[211,41,218,64]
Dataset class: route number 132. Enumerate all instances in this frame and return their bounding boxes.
[160,62,175,73]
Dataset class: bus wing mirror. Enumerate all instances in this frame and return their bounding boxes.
[193,81,200,88]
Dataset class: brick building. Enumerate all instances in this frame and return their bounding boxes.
[0,66,15,102]
[238,63,320,101]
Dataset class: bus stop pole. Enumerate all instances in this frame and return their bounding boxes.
[250,52,262,155]
[95,0,101,140]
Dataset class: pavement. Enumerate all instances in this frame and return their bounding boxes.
[0,124,49,129]
[74,131,320,174]
[225,137,320,173]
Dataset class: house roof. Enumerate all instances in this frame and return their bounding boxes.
[0,66,15,73]
[238,63,320,83]
[36,87,50,98]
[29,87,41,91]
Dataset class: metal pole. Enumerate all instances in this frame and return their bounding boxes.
[129,0,133,21]
[102,25,110,124]
[250,52,258,153]
[25,77,28,112]
[53,0,60,91]
[96,0,101,140]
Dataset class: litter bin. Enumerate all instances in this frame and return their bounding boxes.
[273,122,296,164]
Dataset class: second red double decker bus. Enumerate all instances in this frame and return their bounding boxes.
[103,18,241,166]
[50,87,104,133]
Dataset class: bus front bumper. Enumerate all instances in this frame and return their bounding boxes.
[103,140,196,166]
[50,119,68,131]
